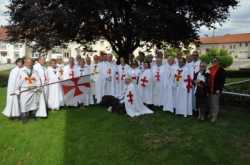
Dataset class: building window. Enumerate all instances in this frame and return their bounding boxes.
[14,43,22,50]
[230,45,232,49]
[233,45,236,49]
[64,52,69,58]
[0,51,7,57]
[0,42,7,50]
[246,42,249,47]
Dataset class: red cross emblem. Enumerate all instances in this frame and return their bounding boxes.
[184,75,193,93]
[140,76,149,87]
[175,69,183,82]
[62,77,91,97]
[25,76,36,85]
[155,71,160,81]
[127,91,133,104]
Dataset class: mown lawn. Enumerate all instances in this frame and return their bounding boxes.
[0,86,250,165]
[0,69,250,165]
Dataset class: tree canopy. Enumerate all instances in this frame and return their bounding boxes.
[8,0,238,60]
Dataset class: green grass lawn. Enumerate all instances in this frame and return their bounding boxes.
[0,70,250,165]
[0,86,250,165]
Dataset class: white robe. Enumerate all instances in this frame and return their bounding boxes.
[33,63,48,101]
[103,62,116,97]
[117,64,130,97]
[76,65,93,105]
[95,62,107,103]
[124,83,154,117]
[16,67,47,117]
[174,65,193,117]
[162,64,177,113]
[151,65,165,106]
[90,63,99,101]
[63,65,78,80]
[127,67,141,85]
[138,69,153,105]
[2,67,21,117]
[47,67,64,110]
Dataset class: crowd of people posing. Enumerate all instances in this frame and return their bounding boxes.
[2,51,226,123]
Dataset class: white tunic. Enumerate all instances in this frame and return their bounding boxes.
[174,65,193,117]
[16,67,47,117]
[2,67,21,117]
[95,62,107,103]
[124,83,154,117]
[33,63,48,100]
[151,65,165,106]
[63,65,78,80]
[76,65,93,105]
[162,64,177,113]
[127,67,141,85]
[47,66,64,110]
[117,64,130,96]
[103,62,116,97]
[138,68,153,105]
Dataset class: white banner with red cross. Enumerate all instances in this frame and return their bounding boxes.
[61,75,91,106]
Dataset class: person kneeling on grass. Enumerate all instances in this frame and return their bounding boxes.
[101,76,154,118]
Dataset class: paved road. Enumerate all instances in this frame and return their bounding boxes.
[0,64,15,72]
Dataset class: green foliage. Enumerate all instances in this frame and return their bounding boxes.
[163,47,181,58]
[200,48,233,68]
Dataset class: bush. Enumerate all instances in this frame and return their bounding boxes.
[200,48,233,68]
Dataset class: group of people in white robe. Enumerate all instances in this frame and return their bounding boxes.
[3,50,203,121]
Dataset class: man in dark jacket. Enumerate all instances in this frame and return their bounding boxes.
[208,58,226,122]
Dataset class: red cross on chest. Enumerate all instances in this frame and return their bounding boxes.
[25,76,36,85]
[184,75,193,93]
[175,69,183,82]
[127,91,134,104]
[62,77,91,97]
[155,71,160,81]
[140,76,149,87]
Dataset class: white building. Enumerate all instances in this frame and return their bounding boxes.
[198,33,250,59]
[0,27,32,64]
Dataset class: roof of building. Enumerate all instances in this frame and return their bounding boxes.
[200,33,250,44]
[0,27,8,41]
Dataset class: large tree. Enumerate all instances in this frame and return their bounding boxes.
[8,0,238,60]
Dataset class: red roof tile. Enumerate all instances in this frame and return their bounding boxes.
[200,33,250,44]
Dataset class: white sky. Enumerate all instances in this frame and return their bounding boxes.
[1,0,250,37]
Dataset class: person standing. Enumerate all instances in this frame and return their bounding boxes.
[47,59,64,110]
[33,56,48,100]
[193,62,210,120]
[63,57,78,80]
[174,57,193,117]
[16,57,47,122]
[208,58,226,122]
[151,55,165,107]
[2,58,24,118]
[138,61,153,106]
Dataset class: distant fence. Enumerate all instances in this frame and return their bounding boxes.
[222,79,250,107]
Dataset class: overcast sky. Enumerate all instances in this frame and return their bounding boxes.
[0,0,250,37]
